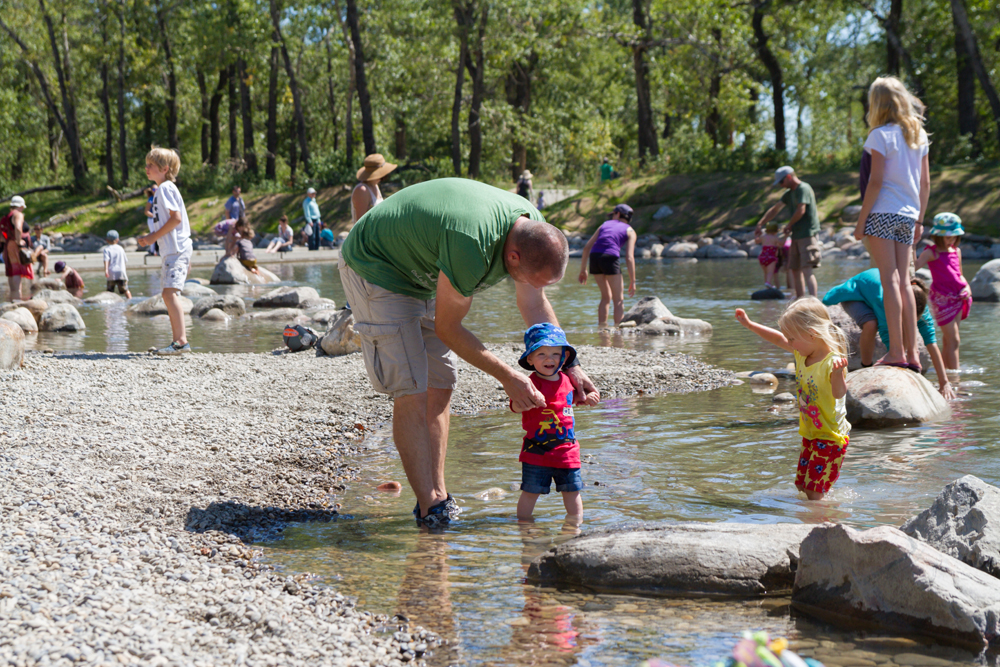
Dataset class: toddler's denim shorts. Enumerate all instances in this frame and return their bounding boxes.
[521,462,583,494]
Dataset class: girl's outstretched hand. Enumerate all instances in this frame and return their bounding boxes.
[734,308,751,327]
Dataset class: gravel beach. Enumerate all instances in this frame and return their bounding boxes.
[1,345,733,666]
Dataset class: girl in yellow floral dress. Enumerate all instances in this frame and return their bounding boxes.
[735,298,851,500]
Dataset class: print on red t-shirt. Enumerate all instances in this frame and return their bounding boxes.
[514,372,580,468]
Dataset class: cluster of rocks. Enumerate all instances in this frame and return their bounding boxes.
[529,474,1000,652]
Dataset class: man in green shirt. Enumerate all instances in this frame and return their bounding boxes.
[755,166,822,298]
[600,157,614,182]
[340,178,600,529]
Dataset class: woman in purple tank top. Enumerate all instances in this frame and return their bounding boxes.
[578,204,637,326]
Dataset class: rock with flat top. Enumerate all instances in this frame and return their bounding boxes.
[792,523,1000,650]
[181,282,217,298]
[254,286,321,308]
[39,304,85,332]
[901,475,1000,579]
[190,295,246,318]
[845,366,949,428]
[32,289,80,305]
[527,522,816,597]
[127,294,194,316]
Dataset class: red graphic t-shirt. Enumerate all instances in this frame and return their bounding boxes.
[513,372,580,469]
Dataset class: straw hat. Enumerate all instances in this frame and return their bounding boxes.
[356,154,397,182]
[520,169,533,180]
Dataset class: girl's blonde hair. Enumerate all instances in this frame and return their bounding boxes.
[146,146,181,182]
[765,221,779,234]
[778,297,848,358]
[867,76,927,150]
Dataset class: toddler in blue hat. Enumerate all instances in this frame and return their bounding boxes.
[512,323,598,521]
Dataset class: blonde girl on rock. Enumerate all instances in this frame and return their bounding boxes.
[853,76,930,372]
[735,298,851,501]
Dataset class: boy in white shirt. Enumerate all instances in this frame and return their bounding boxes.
[137,147,193,355]
[102,230,132,299]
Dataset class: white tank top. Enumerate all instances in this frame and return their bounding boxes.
[350,183,383,225]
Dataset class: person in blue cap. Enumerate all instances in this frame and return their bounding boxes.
[578,203,637,326]
[512,323,599,521]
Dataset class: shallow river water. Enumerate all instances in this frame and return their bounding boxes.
[37,257,1000,666]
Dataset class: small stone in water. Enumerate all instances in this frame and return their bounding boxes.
[376,481,402,492]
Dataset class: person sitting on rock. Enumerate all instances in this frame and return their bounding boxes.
[735,298,850,501]
[53,260,85,298]
[233,217,260,276]
[265,215,294,253]
[822,268,954,400]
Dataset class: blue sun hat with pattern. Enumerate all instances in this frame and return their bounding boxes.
[929,212,964,237]
[518,323,577,371]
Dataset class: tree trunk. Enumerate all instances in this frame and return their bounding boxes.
[116,0,128,184]
[950,0,1000,147]
[288,115,298,186]
[197,69,210,164]
[100,61,115,185]
[35,1,88,190]
[334,0,356,164]
[143,98,153,151]
[209,68,228,167]
[266,43,279,180]
[886,0,902,75]
[705,28,722,147]
[631,0,659,163]
[345,0,375,156]
[505,53,536,181]
[395,115,406,160]
[154,0,178,149]
[951,1,977,148]
[228,63,240,161]
[323,30,339,153]
[465,4,488,178]
[270,0,310,173]
[47,108,59,174]
[238,57,258,175]
[751,2,785,152]
[451,0,472,176]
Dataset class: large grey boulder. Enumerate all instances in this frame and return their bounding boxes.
[318,309,361,357]
[83,292,124,304]
[33,289,81,305]
[1,307,38,333]
[901,475,1000,579]
[527,522,816,597]
[209,256,280,285]
[253,285,321,308]
[0,319,25,368]
[39,303,85,332]
[661,242,698,258]
[181,282,218,298]
[622,296,673,325]
[792,524,1000,650]
[30,277,66,294]
[190,294,246,318]
[970,258,1000,302]
[845,366,949,428]
[127,294,194,316]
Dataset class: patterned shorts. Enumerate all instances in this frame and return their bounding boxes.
[795,437,848,494]
[864,212,916,244]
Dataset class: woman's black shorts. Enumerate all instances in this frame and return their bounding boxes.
[589,252,621,275]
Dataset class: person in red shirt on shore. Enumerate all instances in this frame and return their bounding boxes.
[511,323,599,521]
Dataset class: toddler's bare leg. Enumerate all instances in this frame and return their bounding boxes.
[804,489,825,501]
[562,491,582,518]
[517,492,539,521]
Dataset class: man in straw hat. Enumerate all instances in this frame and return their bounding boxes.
[339,177,600,529]
[1,196,33,300]
[352,153,397,225]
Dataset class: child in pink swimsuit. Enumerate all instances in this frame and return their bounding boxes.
[915,212,970,371]
[755,221,782,288]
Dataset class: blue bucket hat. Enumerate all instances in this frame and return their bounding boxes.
[518,323,577,371]
[929,213,964,237]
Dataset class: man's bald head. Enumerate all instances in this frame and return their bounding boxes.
[505,218,568,285]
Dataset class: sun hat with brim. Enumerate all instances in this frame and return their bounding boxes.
[929,212,964,237]
[356,154,398,182]
[518,322,577,371]
[10,195,25,208]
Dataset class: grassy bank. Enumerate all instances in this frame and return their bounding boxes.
[19,165,1000,239]
[543,165,1000,237]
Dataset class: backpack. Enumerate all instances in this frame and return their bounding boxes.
[283,324,319,352]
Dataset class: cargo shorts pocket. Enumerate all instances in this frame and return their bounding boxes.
[354,320,422,396]
[807,244,823,267]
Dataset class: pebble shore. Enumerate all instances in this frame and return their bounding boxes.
[1,345,732,666]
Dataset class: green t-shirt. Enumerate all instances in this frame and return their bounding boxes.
[600,162,614,181]
[781,181,821,239]
[341,178,545,300]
